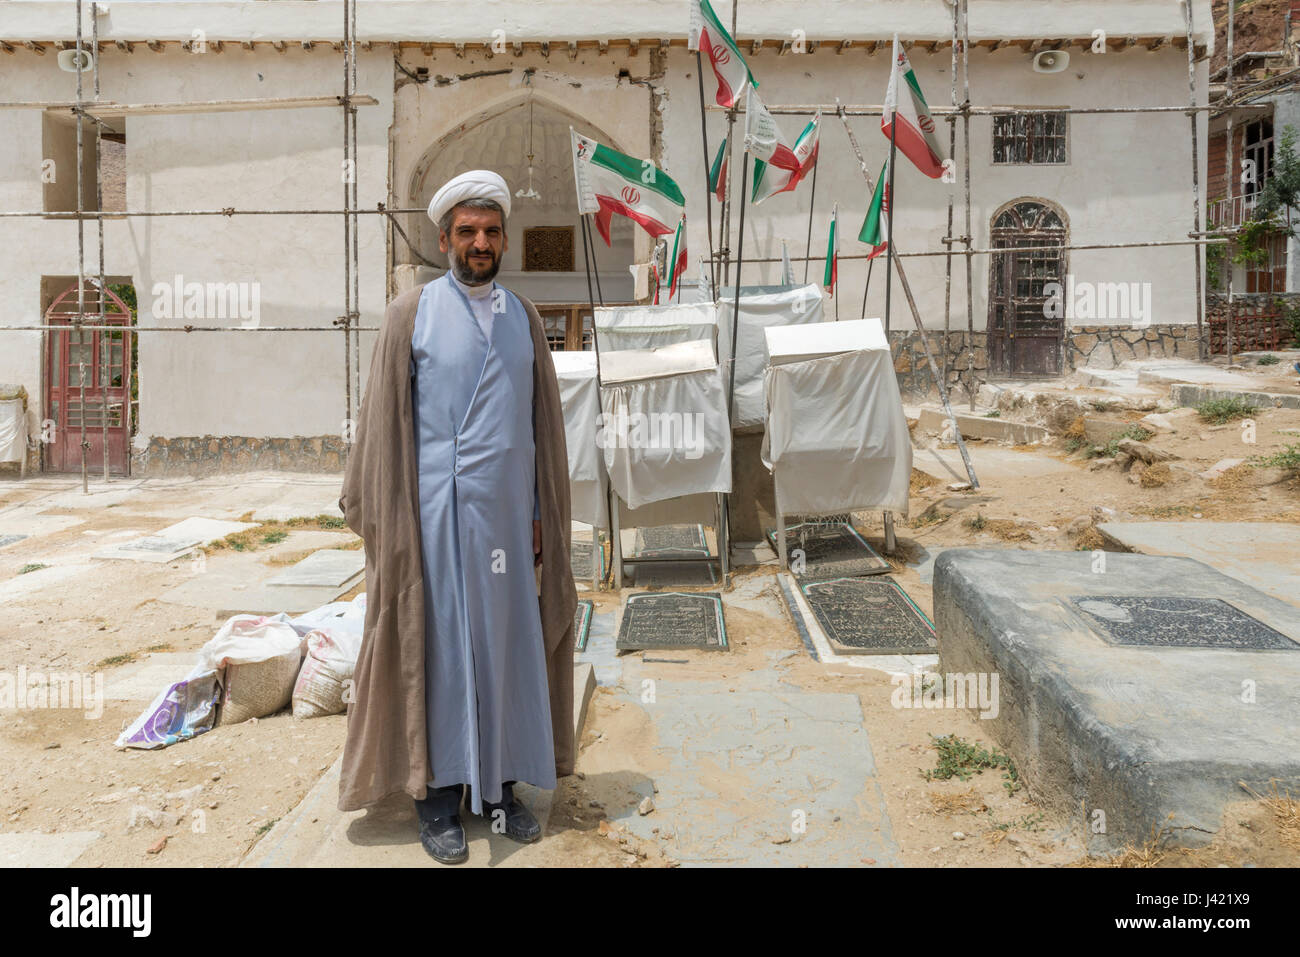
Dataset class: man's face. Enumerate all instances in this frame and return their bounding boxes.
[440,206,508,285]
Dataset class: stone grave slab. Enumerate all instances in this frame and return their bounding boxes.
[0,534,28,549]
[103,653,200,702]
[801,577,937,655]
[766,521,890,580]
[94,517,258,563]
[934,548,1300,853]
[266,548,364,587]
[616,591,727,652]
[631,524,709,558]
[629,559,717,587]
[574,600,594,652]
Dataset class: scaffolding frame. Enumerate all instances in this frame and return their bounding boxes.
[1,0,1227,496]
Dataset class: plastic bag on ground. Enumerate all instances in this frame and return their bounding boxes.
[115,667,220,750]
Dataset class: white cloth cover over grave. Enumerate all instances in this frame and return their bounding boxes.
[0,398,25,464]
[593,302,720,355]
[599,339,732,509]
[761,318,912,516]
[551,350,608,529]
[716,284,824,428]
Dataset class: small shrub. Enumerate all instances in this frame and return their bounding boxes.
[923,734,1021,794]
[1257,354,1280,366]
[18,563,48,575]
[966,513,987,531]
[1253,442,1300,470]
[1195,396,1258,425]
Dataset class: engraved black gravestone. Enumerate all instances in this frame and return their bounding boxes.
[571,539,605,581]
[574,600,594,652]
[1070,596,1299,650]
[616,591,727,651]
[801,577,937,655]
[631,524,709,558]
[767,521,890,581]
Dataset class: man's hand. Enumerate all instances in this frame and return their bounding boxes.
[533,520,542,566]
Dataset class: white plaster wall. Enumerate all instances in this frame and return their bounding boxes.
[0,46,392,441]
[662,44,1209,331]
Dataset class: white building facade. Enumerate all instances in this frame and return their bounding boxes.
[0,0,1213,475]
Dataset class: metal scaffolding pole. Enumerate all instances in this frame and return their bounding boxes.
[94,8,109,482]
[1225,0,1235,366]
[941,0,958,391]
[961,0,975,410]
[75,0,87,494]
[341,0,354,458]
[1185,0,1208,360]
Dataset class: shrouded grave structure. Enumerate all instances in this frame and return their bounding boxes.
[933,549,1300,854]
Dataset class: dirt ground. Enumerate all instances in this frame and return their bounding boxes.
[1,395,1297,867]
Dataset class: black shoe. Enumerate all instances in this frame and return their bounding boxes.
[418,815,469,864]
[482,793,542,844]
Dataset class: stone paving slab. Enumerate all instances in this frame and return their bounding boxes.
[94,517,258,563]
[606,658,900,867]
[241,663,596,868]
[1097,521,1300,608]
[103,653,199,703]
[934,548,1300,853]
[0,831,102,867]
[266,549,364,587]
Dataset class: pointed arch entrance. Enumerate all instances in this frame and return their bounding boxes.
[406,93,638,347]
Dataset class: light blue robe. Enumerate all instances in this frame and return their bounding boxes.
[410,274,555,815]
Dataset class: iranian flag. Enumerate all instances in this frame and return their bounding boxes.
[745,90,820,206]
[857,160,890,260]
[667,215,687,300]
[688,0,756,108]
[708,136,728,201]
[823,204,839,294]
[572,129,686,246]
[881,35,946,179]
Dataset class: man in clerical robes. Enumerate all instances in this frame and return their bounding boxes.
[337,170,577,865]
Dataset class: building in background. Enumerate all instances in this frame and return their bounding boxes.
[0,0,1214,476]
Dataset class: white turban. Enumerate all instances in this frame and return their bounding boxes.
[427,170,512,227]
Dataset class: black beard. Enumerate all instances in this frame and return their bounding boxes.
[450,248,500,285]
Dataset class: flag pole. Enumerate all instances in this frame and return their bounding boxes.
[884,127,898,336]
[579,213,615,582]
[860,259,875,319]
[801,153,819,285]
[838,104,980,490]
[583,213,605,305]
[726,151,749,421]
[695,51,719,293]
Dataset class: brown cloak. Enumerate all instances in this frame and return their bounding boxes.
[336,282,577,812]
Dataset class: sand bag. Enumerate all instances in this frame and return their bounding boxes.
[291,628,362,719]
[197,615,304,726]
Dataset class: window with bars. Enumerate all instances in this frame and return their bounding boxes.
[1242,118,1274,201]
[992,112,1068,165]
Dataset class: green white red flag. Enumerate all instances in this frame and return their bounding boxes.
[823,203,839,294]
[688,0,757,108]
[572,129,686,246]
[881,34,946,179]
[667,215,687,299]
[708,136,728,201]
[857,160,890,260]
[744,90,819,206]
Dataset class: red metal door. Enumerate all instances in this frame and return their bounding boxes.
[44,283,132,475]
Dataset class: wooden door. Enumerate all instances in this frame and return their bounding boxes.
[988,201,1067,378]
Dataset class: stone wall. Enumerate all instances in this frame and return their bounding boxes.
[133,435,346,476]
[1065,323,1201,370]
[888,330,988,400]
